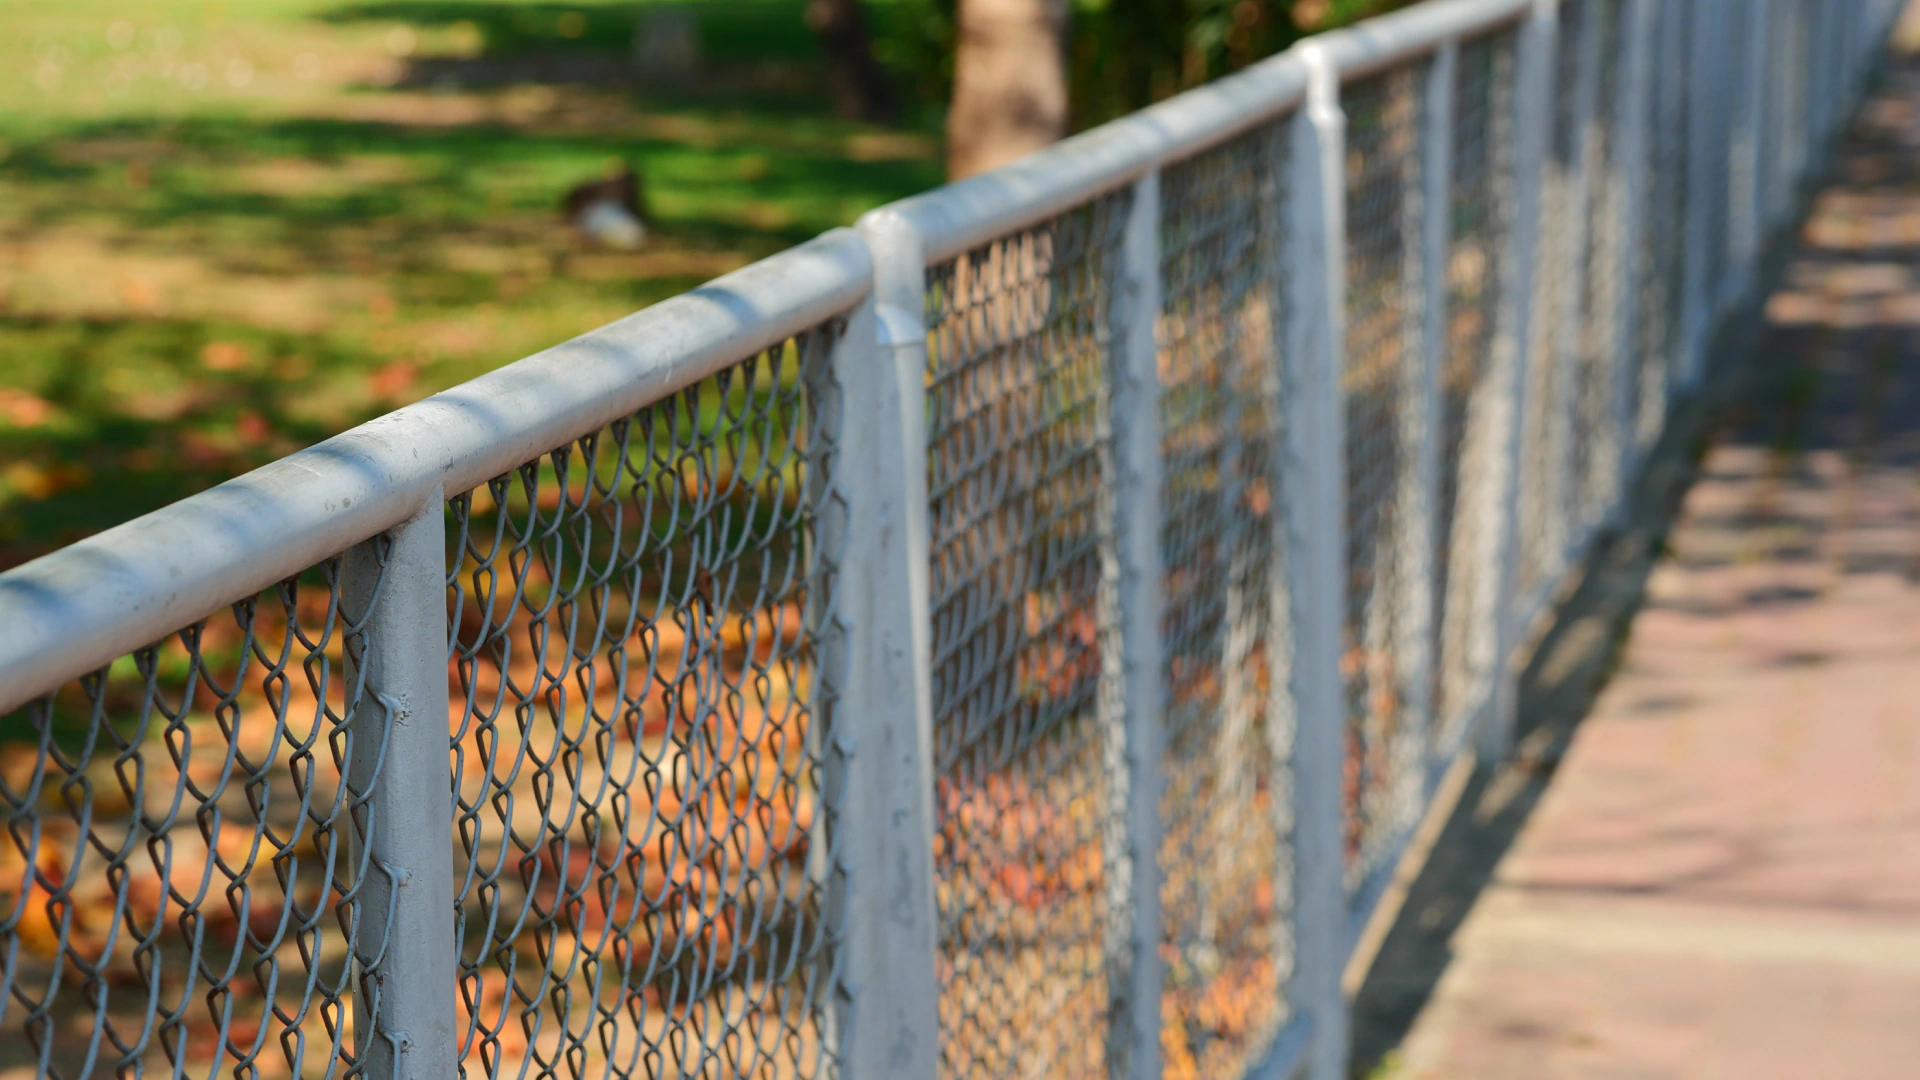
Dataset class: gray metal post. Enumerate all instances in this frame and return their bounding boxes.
[1100,168,1166,1080]
[1609,0,1657,499]
[343,490,457,1080]
[1837,0,1854,128]
[1777,0,1808,221]
[1815,0,1840,148]
[1639,0,1687,451]
[1725,0,1772,309]
[1844,2,1865,99]
[1832,0,1853,137]
[1810,0,1831,150]
[1479,0,1556,761]
[1753,0,1783,240]
[1280,43,1351,1080]
[1546,0,1603,565]
[1399,40,1454,804]
[1677,0,1725,390]
[838,211,942,1080]
[1808,0,1829,171]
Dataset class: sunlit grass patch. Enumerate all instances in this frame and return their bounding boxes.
[0,0,943,561]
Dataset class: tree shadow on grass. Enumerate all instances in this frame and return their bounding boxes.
[1,110,939,259]
[319,0,820,68]
[312,0,952,108]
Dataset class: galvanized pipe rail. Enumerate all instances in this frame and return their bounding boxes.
[0,2,1900,1080]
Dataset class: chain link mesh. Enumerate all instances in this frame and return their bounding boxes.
[1156,121,1294,1080]
[445,330,840,1080]
[0,560,388,1080]
[1435,26,1519,750]
[1340,61,1431,899]
[924,189,1131,1080]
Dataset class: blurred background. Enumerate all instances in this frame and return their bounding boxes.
[0,0,1407,568]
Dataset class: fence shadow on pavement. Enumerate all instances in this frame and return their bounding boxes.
[1346,32,1920,1074]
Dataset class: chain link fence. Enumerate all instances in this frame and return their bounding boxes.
[1,560,385,1080]
[0,1,1898,1079]
[1156,121,1293,1080]
[443,332,839,1080]
[1340,60,1433,903]
[923,191,1131,1080]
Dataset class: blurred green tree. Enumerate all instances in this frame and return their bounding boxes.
[912,0,1413,177]
[810,0,902,121]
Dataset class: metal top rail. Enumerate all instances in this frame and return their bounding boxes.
[0,229,870,714]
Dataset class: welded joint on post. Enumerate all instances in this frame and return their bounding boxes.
[1299,42,1341,124]
[874,303,926,350]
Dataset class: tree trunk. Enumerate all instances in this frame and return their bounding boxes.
[807,0,897,123]
[946,0,1070,180]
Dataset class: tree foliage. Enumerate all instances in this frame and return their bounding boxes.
[1068,0,1410,126]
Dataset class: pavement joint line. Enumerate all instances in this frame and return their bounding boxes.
[1461,887,1920,973]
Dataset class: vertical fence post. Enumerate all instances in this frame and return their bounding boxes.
[1677,0,1725,390]
[1479,0,1555,761]
[343,490,457,1080]
[1810,0,1830,151]
[1774,2,1792,225]
[1754,0,1784,242]
[1835,0,1853,134]
[1280,43,1351,1080]
[1610,0,1657,498]
[1102,167,1166,1080]
[1401,40,1454,801]
[1850,1,1866,95]
[1781,1,1806,206]
[1546,0,1602,564]
[1814,0,1840,149]
[1790,0,1810,212]
[1641,0,1687,447]
[1725,0,1772,309]
[1835,0,1852,130]
[838,212,942,1080]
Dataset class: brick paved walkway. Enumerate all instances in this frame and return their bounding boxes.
[1368,18,1920,1080]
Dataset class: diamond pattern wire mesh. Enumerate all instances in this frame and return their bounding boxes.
[1435,27,1518,750]
[1156,121,1294,1080]
[1569,0,1624,547]
[1516,0,1590,628]
[924,189,1130,1080]
[444,331,840,1080]
[1340,60,1430,900]
[0,560,387,1080]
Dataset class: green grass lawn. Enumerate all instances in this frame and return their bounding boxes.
[0,0,945,564]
